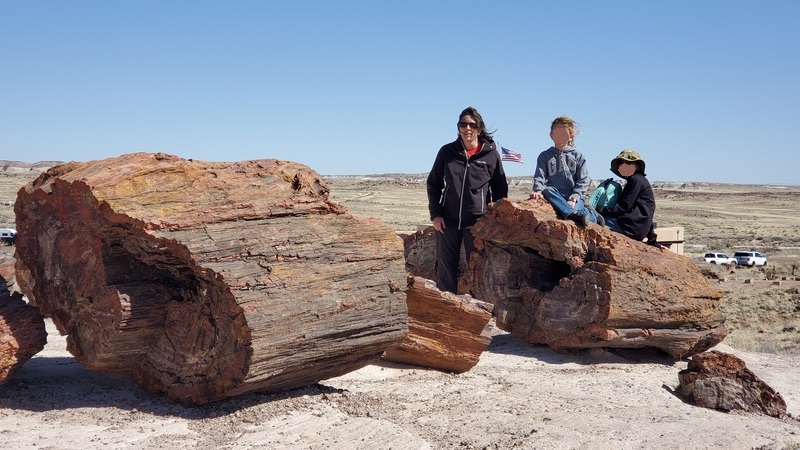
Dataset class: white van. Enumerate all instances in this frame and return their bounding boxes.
[0,228,16,246]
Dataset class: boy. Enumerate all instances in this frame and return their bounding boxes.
[529,116,600,227]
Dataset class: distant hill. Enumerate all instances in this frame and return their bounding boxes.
[0,160,64,172]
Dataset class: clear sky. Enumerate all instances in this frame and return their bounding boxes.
[2,1,798,184]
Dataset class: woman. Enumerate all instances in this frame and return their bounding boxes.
[426,106,508,293]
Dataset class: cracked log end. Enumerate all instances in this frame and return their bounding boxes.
[14,153,408,404]
[1,256,47,384]
[0,292,47,384]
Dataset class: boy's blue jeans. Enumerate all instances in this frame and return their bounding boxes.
[542,186,599,223]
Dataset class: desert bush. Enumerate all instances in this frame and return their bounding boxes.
[791,260,800,276]
[720,283,800,355]
[756,262,797,280]
[764,265,781,280]
[725,331,800,356]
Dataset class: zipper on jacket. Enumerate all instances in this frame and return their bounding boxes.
[458,141,480,230]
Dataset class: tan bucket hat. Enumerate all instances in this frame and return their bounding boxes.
[611,149,646,177]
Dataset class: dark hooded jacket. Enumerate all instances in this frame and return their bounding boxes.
[427,138,508,230]
[602,172,655,241]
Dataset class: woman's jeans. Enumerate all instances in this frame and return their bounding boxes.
[541,187,598,223]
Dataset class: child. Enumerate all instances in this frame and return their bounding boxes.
[529,116,600,227]
[597,149,660,245]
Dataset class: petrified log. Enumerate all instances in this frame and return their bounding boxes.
[13,153,408,404]
[464,199,726,358]
[0,255,14,291]
[403,228,438,282]
[383,276,493,373]
[1,256,47,384]
[678,351,786,417]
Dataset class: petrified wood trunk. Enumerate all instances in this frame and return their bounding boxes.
[13,153,407,404]
[678,351,786,417]
[465,199,726,358]
[1,256,47,384]
[403,228,438,282]
[383,276,493,373]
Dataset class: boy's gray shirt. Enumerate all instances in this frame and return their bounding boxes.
[532,146,590,202]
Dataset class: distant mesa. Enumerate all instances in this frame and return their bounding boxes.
[0,160,64,173]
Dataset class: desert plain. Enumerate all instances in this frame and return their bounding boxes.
[1,165,800,449]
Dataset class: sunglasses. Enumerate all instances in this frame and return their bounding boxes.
[458,121,479,130]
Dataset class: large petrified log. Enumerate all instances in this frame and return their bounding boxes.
[678,351,786,417]
[13,153,408,404]
[460,199,726,358]
[382,276,493,373]
[1,256,47,384]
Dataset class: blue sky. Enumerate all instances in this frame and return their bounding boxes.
[2,1,798,184]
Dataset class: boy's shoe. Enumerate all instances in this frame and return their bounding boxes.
[569,212,589,228]
[587,205,605,227]
[595,213,605,227]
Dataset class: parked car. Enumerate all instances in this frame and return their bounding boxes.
[0,228,16,244]
[733,251,767,267]
[703,252,736,265]
[0,228,16,246]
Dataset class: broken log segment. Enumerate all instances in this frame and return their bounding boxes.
[464,199,726,358]
[13,153,408,404]
[382,276,493,373]
[1,256,47,384]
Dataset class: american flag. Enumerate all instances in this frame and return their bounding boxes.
[500,146,523,164]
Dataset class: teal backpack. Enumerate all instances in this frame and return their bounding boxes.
[589,178,622,210]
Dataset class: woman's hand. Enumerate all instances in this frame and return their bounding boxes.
[432,216,445,233]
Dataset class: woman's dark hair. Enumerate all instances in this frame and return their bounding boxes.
[458,106,495,143]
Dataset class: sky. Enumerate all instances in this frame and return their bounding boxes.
[1,1,799,185]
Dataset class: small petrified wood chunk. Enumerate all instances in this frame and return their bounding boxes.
[383,276,493,373]
[678,351,786,417]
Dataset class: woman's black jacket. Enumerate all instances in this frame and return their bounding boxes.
[426,138,508,230]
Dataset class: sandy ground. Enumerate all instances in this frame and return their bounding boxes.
[1,320,799,449]
[2,170,800,449]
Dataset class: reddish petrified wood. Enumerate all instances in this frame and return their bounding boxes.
[403,228,438,282]
[678,351,786,417]
[1,256,47,384]
[383,277,493,373]
[14,153,408,404]
[463,199,726,358]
